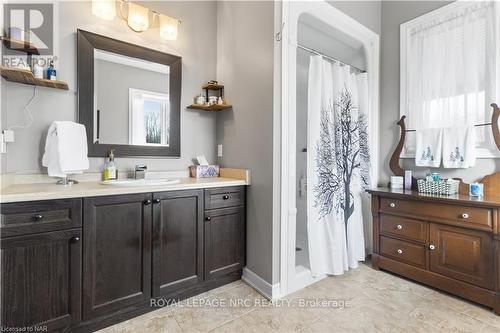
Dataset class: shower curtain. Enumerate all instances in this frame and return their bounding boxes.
[307,55,371,276]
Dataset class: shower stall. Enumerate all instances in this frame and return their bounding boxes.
[279,1,380,296]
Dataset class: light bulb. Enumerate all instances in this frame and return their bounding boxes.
[92,0,116,21]
[159,14,178,41]
[127,2,149,32]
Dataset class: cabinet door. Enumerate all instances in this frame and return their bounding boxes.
[83,193,152,320]
[205,206,245,279]
[152,190,204,296]
[1,229,81,331]
[429,223,494,289]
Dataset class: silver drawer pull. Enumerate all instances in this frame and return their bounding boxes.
[396,249,403,255]
[389,203,396,208]
[429,244,436,250]
[461,213,469,219]
[396,224,403,230]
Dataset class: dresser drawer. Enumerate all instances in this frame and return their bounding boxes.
[380,236,426,268]
[0,199,82,238]
[380,214,428,243]
[380,198,492,231]
[205,186,245,210]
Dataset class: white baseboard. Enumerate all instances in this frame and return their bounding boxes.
[242,267,280,300]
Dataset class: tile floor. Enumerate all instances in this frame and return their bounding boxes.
[98,263,500,332]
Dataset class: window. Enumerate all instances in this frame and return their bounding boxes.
[400,0,500,157]
[129,88,170,146]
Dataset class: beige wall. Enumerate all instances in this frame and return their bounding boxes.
[1,1,218,174]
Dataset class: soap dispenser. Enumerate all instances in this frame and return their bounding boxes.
[103,149,118,181]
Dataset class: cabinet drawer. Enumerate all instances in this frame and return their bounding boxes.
[380,236,426,269]
[380,214,428,243]
[380,198,492,231]
[205,186,245,210]
[1,199,82,238]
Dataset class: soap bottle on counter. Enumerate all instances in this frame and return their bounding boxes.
[103,149,118,181]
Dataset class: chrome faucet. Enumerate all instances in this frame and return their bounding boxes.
[135,165,147,179]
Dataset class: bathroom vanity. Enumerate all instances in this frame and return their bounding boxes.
[0,179,247,331]
[368,188,500,314]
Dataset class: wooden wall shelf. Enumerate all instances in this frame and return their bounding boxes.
[0,66,69,90]
[187,104,232,112]
[2,37,39,55]
[202,83,224,90]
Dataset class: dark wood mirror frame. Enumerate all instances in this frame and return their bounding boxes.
[77,29,181,157]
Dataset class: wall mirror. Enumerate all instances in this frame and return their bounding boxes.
[77,29,181,157]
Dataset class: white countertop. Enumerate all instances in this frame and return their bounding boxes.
[0,177,247,203]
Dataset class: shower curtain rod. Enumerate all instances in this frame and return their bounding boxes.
[296,43,366,74]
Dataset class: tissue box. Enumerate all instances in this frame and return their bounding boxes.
[189,165,220,178]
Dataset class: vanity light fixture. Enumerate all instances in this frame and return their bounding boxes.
[92,0,116,21]
[91,0,180,41]
[127,2,149,32]
[159,14,178,41]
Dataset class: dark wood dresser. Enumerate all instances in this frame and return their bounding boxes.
[368,188,500,314]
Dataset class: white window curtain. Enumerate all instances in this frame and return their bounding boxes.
[405,1,499,150]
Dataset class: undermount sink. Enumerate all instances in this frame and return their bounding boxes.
[100,179,181,187]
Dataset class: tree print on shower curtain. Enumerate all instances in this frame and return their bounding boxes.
[313,87,370,226]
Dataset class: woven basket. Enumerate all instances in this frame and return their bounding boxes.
[417,179,459,195]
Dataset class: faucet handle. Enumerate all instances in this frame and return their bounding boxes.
[135,164,147,171]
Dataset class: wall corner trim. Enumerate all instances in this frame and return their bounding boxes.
[242,267,281,300]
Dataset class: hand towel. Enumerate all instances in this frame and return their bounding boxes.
[442,126,476,168]
[42,121,89,177]
[415,128,442,167]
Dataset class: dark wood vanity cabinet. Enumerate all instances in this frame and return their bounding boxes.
[369,189,500,314]
[82,193,152,320]
[152,189,204,297]
[204,187,246,280]
[205,206,245,279]
[1,185,246,331]
[0,199,82,331]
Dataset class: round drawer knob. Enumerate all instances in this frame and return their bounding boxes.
[397,249,403,255]
[205,216,211,221]
[71,236,80,243]
[396,224,403,230]
[389,203,396,208]
[153,198,161,204]
[429,244,436,250]
[461,213,469,219]
[33,214,43,221]
[143,199,152,205]
[222,195,230,200]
